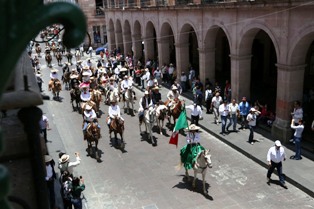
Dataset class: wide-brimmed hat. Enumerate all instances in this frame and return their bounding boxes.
[85,104,92,110]
[80,91,91,101]
[70,74,78,79]
[82,71,92,76]
[77,60,82,63]
[71,68,77,72]
[152,86,159,90]
[275,140,281,147]
[185,124,200,131]
[171,86,178,90]
[110,98,117,103]
[50,68,58,73]
[109,77,115,81]
[124,75,128,79]
[144,90,149,95]
[250,108,256,112]
[44,155,53,163]
[145,68,149,72]
[60,154,70,163]
[35,73,42,77]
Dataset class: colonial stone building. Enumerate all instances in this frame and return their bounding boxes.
[104,0,314,142]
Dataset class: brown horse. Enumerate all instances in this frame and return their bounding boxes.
[108,116,125,149]
[156,104,168,135]
[56,51,63,66]
[91,89,102,117]
[165,98,182,125]
[35,46,42,57]
[70,85,81,111]
[62,71,71,90]
[85,121,101,161]
[48,79,62,99]
[45,53,52,68]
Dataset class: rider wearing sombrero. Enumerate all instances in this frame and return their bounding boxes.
[48,69,60,91]
[107,99,124,129]
[82,104,100,140]
[166,85,181,111]
[180,124,205,170]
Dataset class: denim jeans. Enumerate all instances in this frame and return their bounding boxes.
[240,114,248,129]
[220,115,227,133]
[294,137,302,159]
[248,125,254,143]
[227,114,237,131]
[71,198,82,209]
[213,107,219,123]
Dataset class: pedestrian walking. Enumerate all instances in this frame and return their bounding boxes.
[36,72,44,92]
[219,100,229,135]
[266,140,288,189]
[185,102,202,126]
[290,100,303,143]
[246,107,260,145]
[71,176,85,209]
[238,97,250,130]
[205,85,213,114]
[39,114,50,142]
[58,152,81,176]
[226,99,239,132]
[290,119,304,160]
[211,92,222,124]
[45,155,56,209]
[88,46,93,58]
[180,72,187,92]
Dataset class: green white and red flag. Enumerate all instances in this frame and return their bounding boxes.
[169,107,188,147]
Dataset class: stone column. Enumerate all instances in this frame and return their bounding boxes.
[271,63,305,142]
[115,30,124,54]
[107,28,115,52]
[229,54,252,102]
[157,38,169,67]
[198,47,215,86]
[175,42,189,79]
[123,32,132,56]
[132,34,142,65]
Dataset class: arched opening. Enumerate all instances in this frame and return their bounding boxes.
[133,21,143,65]
[188,28,199,77]
[160,23,175,66]
[250,30,277,115]
[108,19,116,51]
[115,19,124,54]
[123,20,132,56]
[145,21,158,62]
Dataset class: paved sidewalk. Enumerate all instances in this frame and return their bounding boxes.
[135,83,314,198]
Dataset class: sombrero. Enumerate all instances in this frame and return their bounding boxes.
[80,91,91,101]
[60,154,70,163]
[82,71,92,76]
[185,124,200,131]
[85,104,92,110]
[171,86,178,90]
[144,90,149,95]
[44,155,53,163]
[70,74,78,79]
[152,86,159,90]
[50,68,58,73]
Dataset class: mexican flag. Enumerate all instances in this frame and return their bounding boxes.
[169,108,188,147]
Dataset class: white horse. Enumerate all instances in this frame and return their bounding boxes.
[139,106,156,144]
[124,86,135,114]
[108,88,120,103]
[185,149,212,194]
[155,104,168,135]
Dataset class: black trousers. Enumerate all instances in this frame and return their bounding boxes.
[191,115,199,126]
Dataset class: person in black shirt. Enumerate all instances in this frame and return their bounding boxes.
[151,86,162,105]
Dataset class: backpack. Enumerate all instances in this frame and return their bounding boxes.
[62,179,73,200]
[59,162,69,175]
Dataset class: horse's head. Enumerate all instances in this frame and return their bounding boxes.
[202,149,212,168]
[89,122,100,139]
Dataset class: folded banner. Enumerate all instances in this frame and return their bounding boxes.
[169,107,188,147]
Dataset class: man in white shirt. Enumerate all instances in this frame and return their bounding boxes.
[138,91,153,119]
[168,63,175,84]
[247,108,261,145]
[120,75,132,100]
[290,119,304,160]
[186,103,202,126]
[180,72,187,92]
[107,100,123,127]
[226,99,239,132]
[266,140,287,189]
[39,114,50,142]
[211,92,222,124]
[82,104,99,140]
[58,152,81,176]
[219,100,229,135]
[166,86,181,109]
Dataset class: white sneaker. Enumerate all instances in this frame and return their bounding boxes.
[289,139,294,142]
[251,142,254,145]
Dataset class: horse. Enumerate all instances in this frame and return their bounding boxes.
[155,104,168,135]
[184,149,212,194]
[106,88,120,105]
[56,51,63,66]
[139,107,156,145]
[124,86,135,114]
[62,71,71,90]
[45,53,52,68]
[108,116,125,149]
[75,50,81,62]
[65,51,73,65]
[70,85,81,112]
[49,79,62,99]
[85,121,101,161]
[91,89,102,117]
[35,45,42,57]
[165,98,182,125]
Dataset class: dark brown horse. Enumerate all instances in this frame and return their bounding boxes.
[108,116,125,149]
[48,79,62,99]
[85,121,101,161]
[62,71,71,90]
[35,45,42,57]
[165,98,182,125]
[45,52,52,68]
[56,51,63,66]
[70,85,81,112]
[91,89,102,117]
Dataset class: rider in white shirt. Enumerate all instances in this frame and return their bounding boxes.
[107,100,124,127]
[138,91,153,118]
[82,104,100,140]
[166,85,181,108]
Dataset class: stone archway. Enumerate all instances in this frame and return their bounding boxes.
[115,19,124,54]
[108,19,116,51]
[133,20,143,65]
[145,21,157,62]
[123,20,132,56]
[159,22,175,67]
[177,24,199,81]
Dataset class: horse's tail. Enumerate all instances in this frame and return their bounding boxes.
[175,161,183,172]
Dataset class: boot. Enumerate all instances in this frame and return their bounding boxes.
[83,131,87,141]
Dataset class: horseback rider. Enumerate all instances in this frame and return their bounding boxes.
[151,86,162,105]
[62,62,70,74]
[76,60,83,73]
[138,91,153,119]
[166,85,181,109]
[70,70,80,90]
[180,124,205,170]
[48,69,59,91]
[82,104,100,140]
[120,75,133,101]
[107,99,124,128]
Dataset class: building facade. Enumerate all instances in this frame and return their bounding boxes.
[104,0,314,142]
